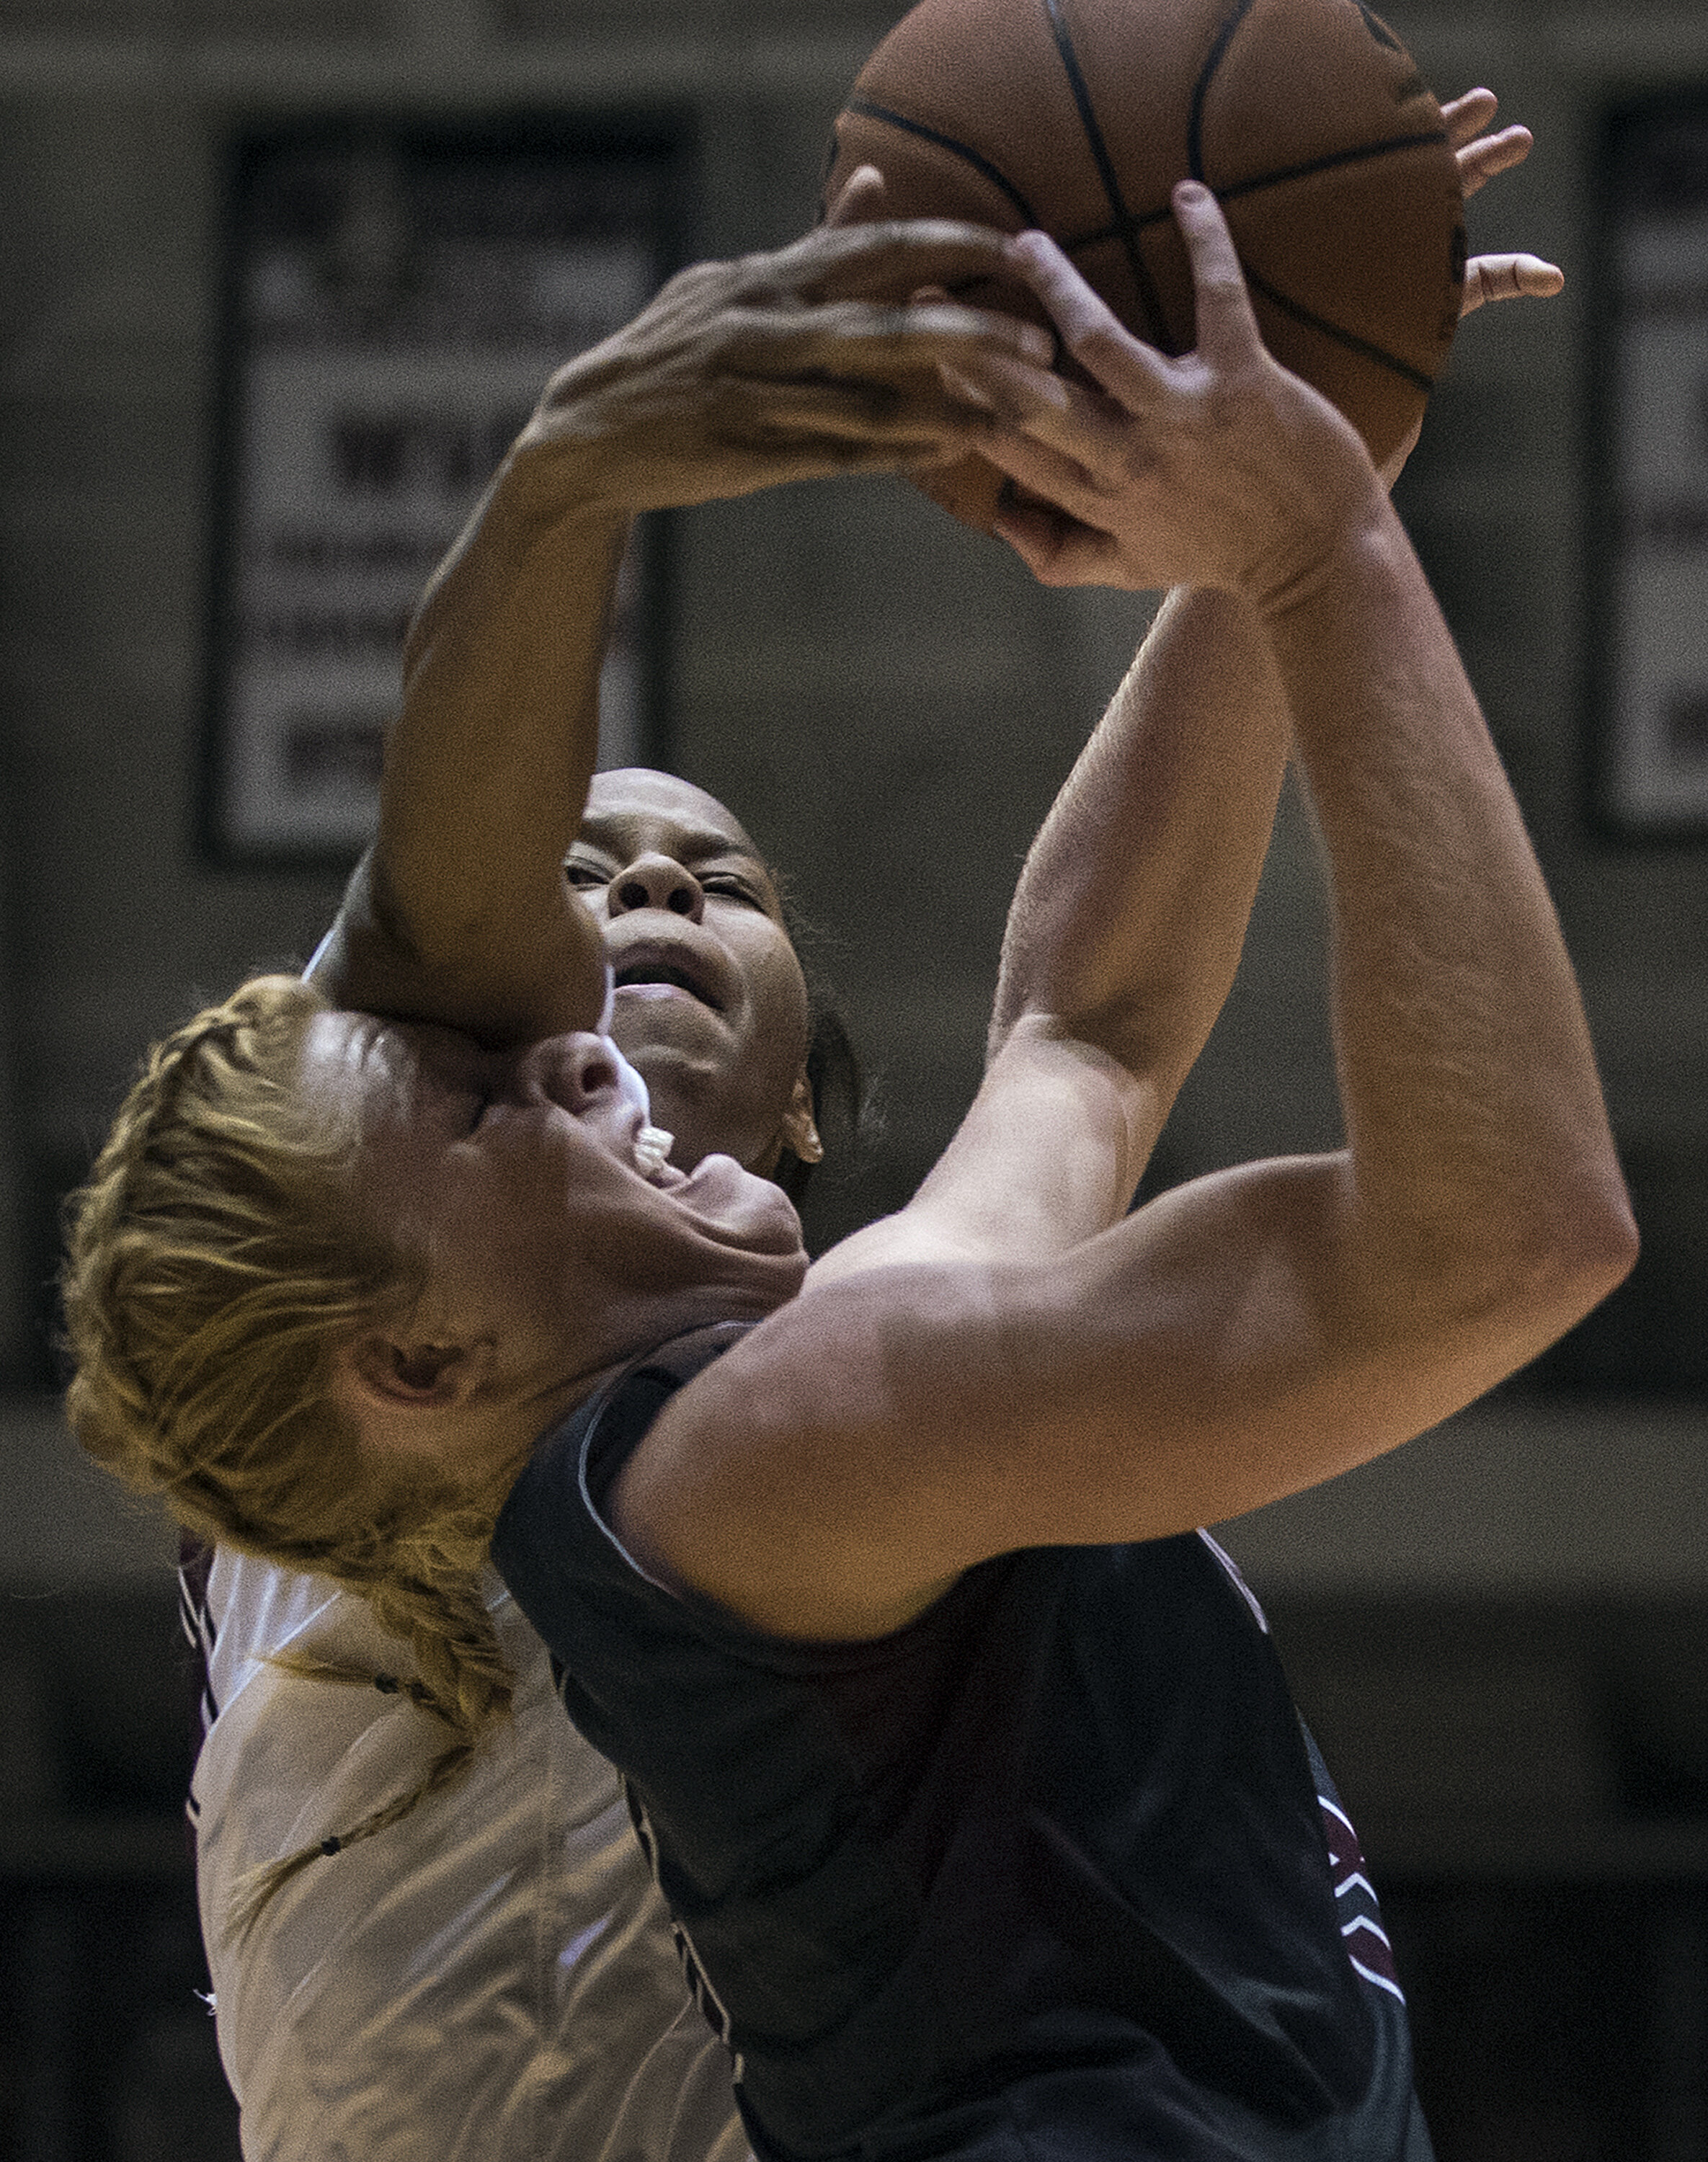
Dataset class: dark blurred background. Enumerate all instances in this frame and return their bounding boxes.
[0,2,1705,2157]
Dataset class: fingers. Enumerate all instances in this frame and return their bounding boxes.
[1439,89,1539,203]
[724,301,1062,434]
[1004,228,1133,354]
[1002,228,1173,421]
[939,352,1071,420]
[1461,252,1565,316]
[1165,180,1264,365]
[717,310,1068,468]
[731,375,971,445]
[1000,177,1262,406]
[1456,123,1534,200]
[677,373,1018,494]
[1438,89,1555,322]
[1439,88,1500,152]
[977,405,1108,526]
[992,494,1120,587]
[783,215,1023,308]
[824,163,887,230]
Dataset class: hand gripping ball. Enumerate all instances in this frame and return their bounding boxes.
[826,0,1466,530]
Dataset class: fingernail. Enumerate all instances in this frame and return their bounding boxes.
[1175,179,1210,207]
[940,364,992,409]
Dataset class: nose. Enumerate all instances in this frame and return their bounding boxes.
[608,852,704,923]
[511,1032,628,1114]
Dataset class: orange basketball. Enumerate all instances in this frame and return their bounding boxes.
[827,0,1465,530]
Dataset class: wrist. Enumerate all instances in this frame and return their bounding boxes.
[1249,474,1400,629]
[495,421,635,539]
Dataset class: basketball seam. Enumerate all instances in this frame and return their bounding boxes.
[1072,128,1462,249]
[1040,0,1169,343]
[1050,221,1444,388]
[848,8,1450,395]
[1242,265,1437,388]
[1189,0,1260,181]
[842,96,1040,226]
[1060,130,1452,262]
[1216,128,1450,204]
[1060,206,1172,256]
[1059,128,1449,254]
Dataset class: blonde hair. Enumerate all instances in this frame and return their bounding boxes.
[61,974,517,1931]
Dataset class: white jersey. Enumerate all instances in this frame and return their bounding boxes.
[187,1545,750,2162]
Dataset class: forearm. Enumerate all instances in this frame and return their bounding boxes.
[982,586,1287,1229]
[993,584,1288,1072]
[313,451,622,1039]
[311,215,1061,1037]
[385,456,627,962]
[1267,491,1634,1314]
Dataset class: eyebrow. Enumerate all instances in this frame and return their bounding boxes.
[385,1021,485,1087]
[573,813,765,863]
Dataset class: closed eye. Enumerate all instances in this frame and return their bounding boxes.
[700,874,765,907]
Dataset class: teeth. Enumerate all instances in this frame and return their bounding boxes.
[633,1125,675,1178]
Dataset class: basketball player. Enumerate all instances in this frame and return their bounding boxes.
[180,761,850,2162]
[84,104,1589,2162]
[157,215,1059,2162]
[476,190,1632,2158]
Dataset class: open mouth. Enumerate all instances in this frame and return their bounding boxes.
[613,961,721,1011]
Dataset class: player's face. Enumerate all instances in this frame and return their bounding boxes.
[301,1008,808,1407]
[574,771,816,1178]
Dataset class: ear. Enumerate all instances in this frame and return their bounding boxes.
[780,1072,824,1166]
[334,1331,493,1415]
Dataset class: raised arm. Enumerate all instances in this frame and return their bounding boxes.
[981,184,1629,1314]
[818,92,1567,1276]
[616,187,1634,1641]
[307,221,1056,1044]
[812,588,1290,1276]
[980,86,1565,1142]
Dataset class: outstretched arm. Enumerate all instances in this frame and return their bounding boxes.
[979,180,1620,1304]
[307,221,1057,1045]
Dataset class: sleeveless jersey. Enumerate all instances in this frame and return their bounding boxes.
[492,1324,1435,2162]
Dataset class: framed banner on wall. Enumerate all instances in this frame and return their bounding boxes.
[1590,95,1708,838]
[202,112,688,867]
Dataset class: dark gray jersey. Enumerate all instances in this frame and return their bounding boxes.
[494,1323,1433,2162]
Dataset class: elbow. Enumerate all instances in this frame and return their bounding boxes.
[1395,1159,1640,1381]
[1559,1172,1641,1320]
[1507,1165,1640,1349]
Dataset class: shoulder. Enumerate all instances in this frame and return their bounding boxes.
[494,1322,760,1632]
[609,1265,1054,1641]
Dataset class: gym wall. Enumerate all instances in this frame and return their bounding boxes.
[0,4,1704,2157]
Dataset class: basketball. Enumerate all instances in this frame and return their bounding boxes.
[826,0,1466,530]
